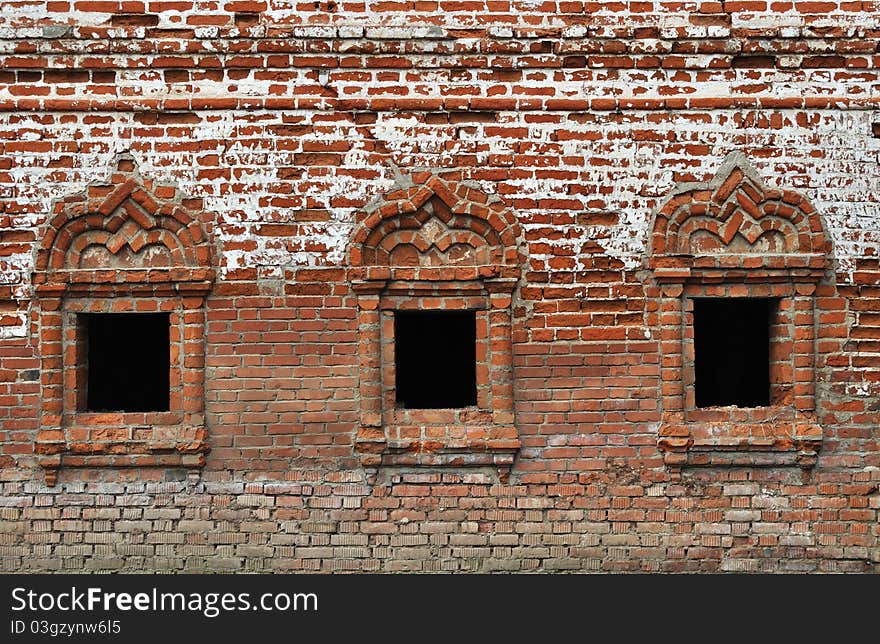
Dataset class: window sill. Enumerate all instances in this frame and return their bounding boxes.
[36,418,208,485]
[355,422,520,483]
[657,407,823,481]
[71,411,183,425]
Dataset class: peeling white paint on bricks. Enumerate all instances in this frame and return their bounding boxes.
[846,382,879,398]
[0,4,95,26]
[1,106,880,334]
[371,116,460,160]
[3,5,879,31]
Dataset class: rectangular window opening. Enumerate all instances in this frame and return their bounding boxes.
[394,310,477,409]
[82,312,170,412]
[694,298,776,408]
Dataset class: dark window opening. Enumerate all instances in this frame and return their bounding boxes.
[83,313,170,412]
[694,298,773,408]
[394,310,477,409]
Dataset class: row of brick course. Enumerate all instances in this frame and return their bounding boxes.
[0,5,878,572]
[1,471,877,572]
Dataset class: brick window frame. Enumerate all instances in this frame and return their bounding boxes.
[647,152,830,481]
[33,156,214,485]
[350,172,523,483]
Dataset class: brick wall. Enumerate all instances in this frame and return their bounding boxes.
[0,3,878,572]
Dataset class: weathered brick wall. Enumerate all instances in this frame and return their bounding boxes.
[0,3,878,572]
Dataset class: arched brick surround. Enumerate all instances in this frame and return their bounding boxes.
[647,152,831,481]
[350,171,523,483]
[34,155,215,485]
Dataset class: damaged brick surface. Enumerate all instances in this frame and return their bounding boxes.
[0,4,878,572]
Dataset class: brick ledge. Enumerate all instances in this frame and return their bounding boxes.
[36,424,209,486]
[657,416,823,481]
[355,424,520,483]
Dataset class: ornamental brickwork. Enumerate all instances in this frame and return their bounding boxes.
[0,3,878,572]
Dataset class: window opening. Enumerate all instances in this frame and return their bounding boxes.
[394,310,477,409]
[693,298,773,408]
[84,313,170,412]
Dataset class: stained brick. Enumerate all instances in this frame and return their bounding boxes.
[0,2,877,575]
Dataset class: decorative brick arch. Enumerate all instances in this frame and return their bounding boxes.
[35,156,213,284]
[350,172,522,276]
[34,155,215,485]
[350,172,523,483]
[650,151,830,269]
[646,152,830,481]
